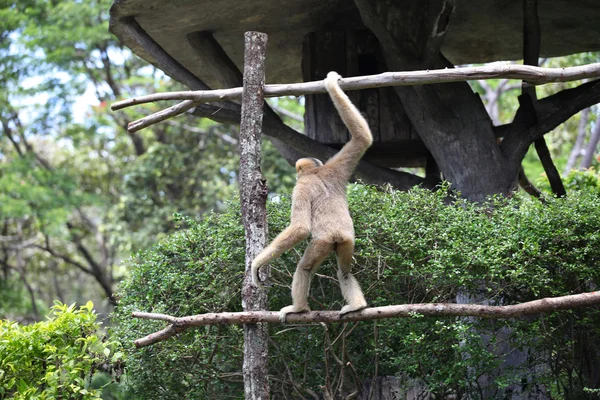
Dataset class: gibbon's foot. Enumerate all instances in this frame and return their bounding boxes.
[279,305,310,323]
[340,301,367,316]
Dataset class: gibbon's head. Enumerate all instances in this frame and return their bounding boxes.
[295,157,323,176]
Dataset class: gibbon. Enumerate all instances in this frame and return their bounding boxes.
[251,71,373,322]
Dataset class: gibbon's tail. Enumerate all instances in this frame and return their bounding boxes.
[323,72,372,147]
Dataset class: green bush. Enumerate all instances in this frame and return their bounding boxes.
[0,302,122,399]
[112,185,600,398]
[538,167,600,195]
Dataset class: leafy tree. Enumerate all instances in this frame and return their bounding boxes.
[0,0,296,314]
[0,301,122,399]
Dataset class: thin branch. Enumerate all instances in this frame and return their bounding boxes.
[33,244,94,275]
[127,99,197,133]
[581,115,600,169]
[131,291,600,347]
[564,107,590,174]
[270,104,304,123]
[111,63,600,111]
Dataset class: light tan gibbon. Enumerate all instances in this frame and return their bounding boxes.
[251,71,373,322]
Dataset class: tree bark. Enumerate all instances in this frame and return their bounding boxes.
[238,31,270,400]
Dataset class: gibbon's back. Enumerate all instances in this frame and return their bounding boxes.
[299,171,353,239]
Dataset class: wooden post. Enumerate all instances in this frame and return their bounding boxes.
[238,31,270,400]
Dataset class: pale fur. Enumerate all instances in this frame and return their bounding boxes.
[251,71,372,322]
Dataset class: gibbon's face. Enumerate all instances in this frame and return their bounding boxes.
[295,157,323,177]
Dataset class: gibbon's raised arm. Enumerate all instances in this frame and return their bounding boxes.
[323,72,373,181]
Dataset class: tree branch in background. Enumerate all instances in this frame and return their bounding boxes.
[564,107,590,174]
[581,117,600,169]
[518,166,544,200]
[127,99,197,133]
[34,242,94,276]
[131,291,600,347]
[501,79,600,166]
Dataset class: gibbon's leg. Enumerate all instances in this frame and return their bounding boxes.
[335,239,367,315]
[279,239,334,322]
[252,224,309,286]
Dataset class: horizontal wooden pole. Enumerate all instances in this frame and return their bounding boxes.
[112,63,600,111]
[131,291,600,347]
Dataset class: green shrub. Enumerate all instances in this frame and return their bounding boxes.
[0,302,122,399]
[537,167,600,195]
[112,185,600,398]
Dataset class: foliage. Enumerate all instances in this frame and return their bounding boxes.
[112,184,600,398]
[0,301,122,399]
[553,167,600,194]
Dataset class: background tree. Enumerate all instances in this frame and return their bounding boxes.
[0,0,296,316]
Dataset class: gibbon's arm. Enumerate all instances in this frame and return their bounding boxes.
[251,188,312,287]
[323,72,373,182]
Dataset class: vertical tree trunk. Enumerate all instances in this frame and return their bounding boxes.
[564,107,589,174]
[581,112,600,169]
[239,31,270,400]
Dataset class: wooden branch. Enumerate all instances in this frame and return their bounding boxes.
[131,291,600,348]
[111,63,600,111]
[127,99,197,133]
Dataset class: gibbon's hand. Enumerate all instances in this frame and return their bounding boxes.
[251,255,269,288]
[324,71,342,92]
